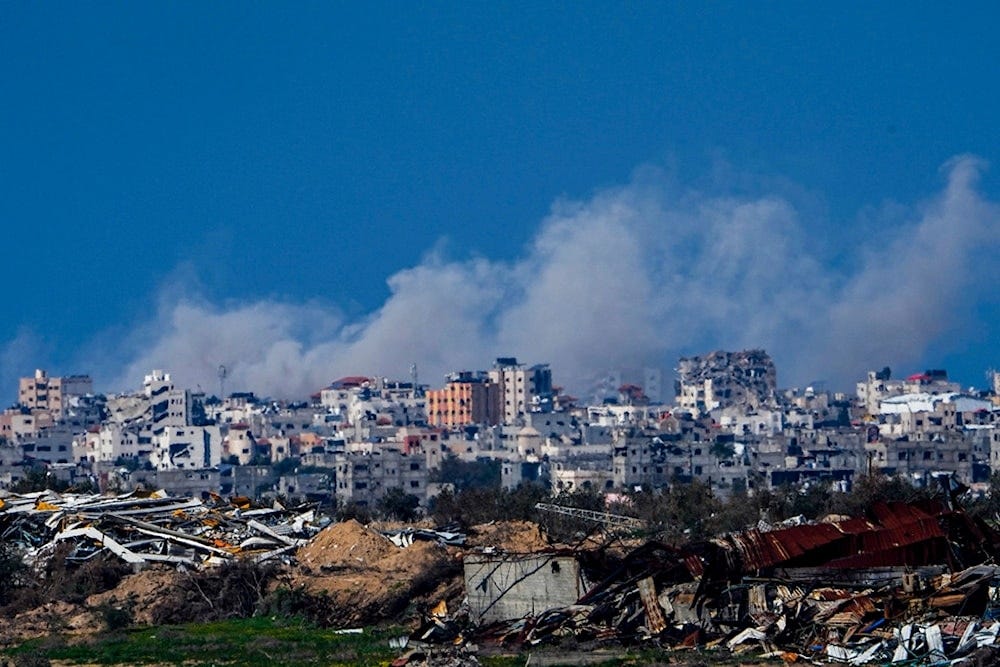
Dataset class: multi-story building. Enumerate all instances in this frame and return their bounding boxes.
[488,358,553,424]
[865,434,984,485]
[334,448,428,507]
[144,370,191,429]
[877,393,993,438]
[151,425,224,470]
[598,367,666,405]
[675,350,777,415]
[17,369,93,419]
[223,424,257,465]
[426,371,500,427]
[0,407,43,441]
[857,368,961,416]
[19,424,76,464]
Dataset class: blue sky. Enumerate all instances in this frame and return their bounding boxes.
[1,3,998,399]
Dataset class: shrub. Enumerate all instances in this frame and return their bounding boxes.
[98,603,134,631]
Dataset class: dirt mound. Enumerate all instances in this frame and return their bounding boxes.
[375,540,447,576]
[0,601,97,643]
[466,520,551,553]
[87,567,179,626]
[297,519,398,569]
[290,537,461,628]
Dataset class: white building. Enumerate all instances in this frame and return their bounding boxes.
[488,358,552,424]
[150,425,224,471]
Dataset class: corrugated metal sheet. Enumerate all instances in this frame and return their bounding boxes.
[720,499,972,573]
[733,523,846,571]
[683,553,705,577]
[870,502,933,529]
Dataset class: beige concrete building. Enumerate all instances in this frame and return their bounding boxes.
[18,369,93,419]
[487,358,553,424]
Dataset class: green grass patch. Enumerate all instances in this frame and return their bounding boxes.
[6,617,405,666]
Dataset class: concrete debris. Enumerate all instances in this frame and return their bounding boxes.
[0,488,325,569]
[414,500,1000,664]
[10,490,1000,666]
[675,348,778,412]
[383,527,467,548]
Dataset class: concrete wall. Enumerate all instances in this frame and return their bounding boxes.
[464,554,586,623]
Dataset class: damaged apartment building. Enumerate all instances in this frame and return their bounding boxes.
[675,349,778,415]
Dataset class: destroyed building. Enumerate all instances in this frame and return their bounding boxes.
[459,498,1000,664]
[675,349,778,415]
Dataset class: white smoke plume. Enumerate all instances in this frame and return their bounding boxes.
[105,155,999,398]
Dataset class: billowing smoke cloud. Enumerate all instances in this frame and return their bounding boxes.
[813,156,999,380]
[105,155,999,398]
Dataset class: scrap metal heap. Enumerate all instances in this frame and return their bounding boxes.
[0,488,325,569]
[455,500,1000,664]
[7,488,1000,663]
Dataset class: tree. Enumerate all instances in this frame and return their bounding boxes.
[336,500,373,524]
[429,482,548,527]
[430,457,501,491]
[827,473,933,518]
[0,542,30,606]
[539,486,607,543]
[429,486,462,525]
[114,456,141,472]
[11,466,69,493]
[709,441,736,459]
[628,480,722,544]
[376,487,421,522]
[962,471,1000,524]
[751,482,834,523]
[710,486,760,534]
[272,456,301,476]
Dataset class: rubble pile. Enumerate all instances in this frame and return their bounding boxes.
[675,348,777,410]
[12,486,1000,665]
[0,488,325,569]
[453,499,1000,664]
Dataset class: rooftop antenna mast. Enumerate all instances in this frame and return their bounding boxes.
[218,364,228,400]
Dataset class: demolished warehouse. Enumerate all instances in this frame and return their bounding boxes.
[459,499,1000,663]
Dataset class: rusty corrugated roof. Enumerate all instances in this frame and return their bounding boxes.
[722,499,965,573]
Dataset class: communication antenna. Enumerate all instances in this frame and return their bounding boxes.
[218,364,228,399]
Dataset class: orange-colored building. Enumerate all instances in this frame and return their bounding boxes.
[426,373,499,427]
